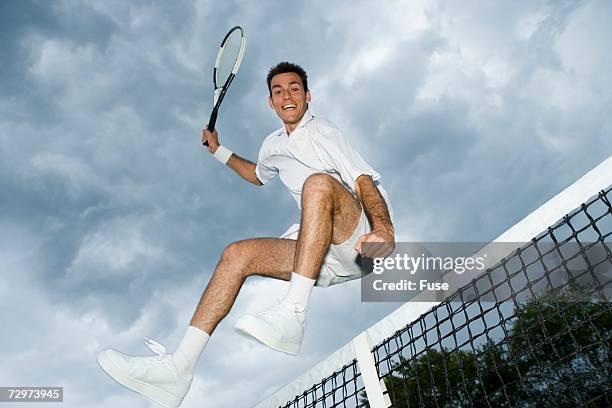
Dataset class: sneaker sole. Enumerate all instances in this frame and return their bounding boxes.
[97,350,183,408]
[234,315,301,355]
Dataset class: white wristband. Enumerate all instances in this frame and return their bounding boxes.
[213,145,233,165]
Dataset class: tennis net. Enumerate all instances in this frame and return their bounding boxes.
[372,187,611,407]
[256,156,611,408]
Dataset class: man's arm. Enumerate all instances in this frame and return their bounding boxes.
[226,154,263,185]
[202,128,263,186]
[354,174,395,257]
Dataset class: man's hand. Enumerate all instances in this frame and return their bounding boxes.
[355,228,395,259]
[202,128,220,154]
[353,175,395,259]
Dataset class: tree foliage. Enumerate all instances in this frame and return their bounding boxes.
[360,296,611,407]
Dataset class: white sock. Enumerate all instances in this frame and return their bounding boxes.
[284,272,315,307]
[172,326,210,376]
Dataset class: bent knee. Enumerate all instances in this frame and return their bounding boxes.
[220,241,246,265]
[302,173,336,195]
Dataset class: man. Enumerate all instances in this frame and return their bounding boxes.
[98,62,395,408]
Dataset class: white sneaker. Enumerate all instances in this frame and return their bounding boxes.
[234,300,306,355]
[97,338,192,408]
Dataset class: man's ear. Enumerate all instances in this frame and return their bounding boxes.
[306,90,312,103]
[268,96,274,109]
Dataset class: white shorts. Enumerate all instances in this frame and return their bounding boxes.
[280,210,371,287]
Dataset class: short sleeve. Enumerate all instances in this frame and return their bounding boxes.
[310,121,381,190]
[255,139,279,184]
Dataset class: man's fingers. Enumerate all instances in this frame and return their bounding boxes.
[361,240,381,258]
[357,232,394,258]
[368,242,389,259]
[202,128,220,150]
[354,235,367,254]
[368,244,383,258]
[381,243,395,258]
[372,243,394,258]
[355,234,381,255]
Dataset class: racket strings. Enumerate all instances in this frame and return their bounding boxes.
[215,29,243,88]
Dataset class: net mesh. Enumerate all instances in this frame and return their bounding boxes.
[274,186,611,408]
[215,28,242,87]
[279,360,365,407]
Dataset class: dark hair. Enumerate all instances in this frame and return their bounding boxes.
[266,62,308,95]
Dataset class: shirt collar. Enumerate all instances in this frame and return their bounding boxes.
[277,109,314,137]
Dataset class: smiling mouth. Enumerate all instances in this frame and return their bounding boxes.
[282,104,296,111]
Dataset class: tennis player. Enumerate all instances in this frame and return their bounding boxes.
[98,62,395,408]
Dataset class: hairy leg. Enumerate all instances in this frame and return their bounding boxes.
[191,174,360,334]
[190,238,297,334]
[294,173,362,279]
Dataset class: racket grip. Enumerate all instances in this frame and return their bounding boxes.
[203,108,219,146]
[203,122,214,146]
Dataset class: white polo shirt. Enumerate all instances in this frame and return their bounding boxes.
[255,110,393,220]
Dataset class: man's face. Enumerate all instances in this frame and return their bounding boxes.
[268,72,311,131]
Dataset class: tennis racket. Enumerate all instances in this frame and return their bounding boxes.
[203,26,246,146]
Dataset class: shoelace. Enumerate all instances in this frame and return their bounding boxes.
[260,299,305,316]
[258,299,305,334]
[143,338,189,378]
[140,337,175,371]
[143,337,175,370]
[144,337,168,356]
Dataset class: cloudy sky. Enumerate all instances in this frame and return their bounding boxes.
[1,0,611,407]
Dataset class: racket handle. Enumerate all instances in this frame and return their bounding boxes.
[203,127,210,146]
[203,122,215,146]
[203,110,219,146]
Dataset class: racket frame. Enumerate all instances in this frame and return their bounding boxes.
[205,26,246,139]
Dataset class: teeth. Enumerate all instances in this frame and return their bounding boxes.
[283,104,296,110]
